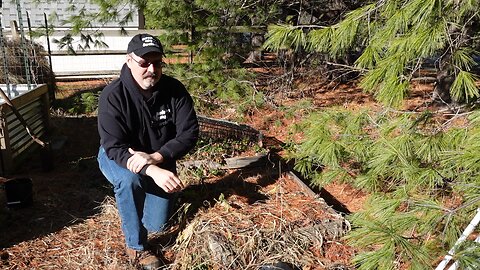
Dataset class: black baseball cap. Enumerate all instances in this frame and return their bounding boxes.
[127,33,164,57]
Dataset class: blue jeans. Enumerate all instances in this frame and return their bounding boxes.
[97,147,175,251]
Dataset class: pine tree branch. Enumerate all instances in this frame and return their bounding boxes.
[411,76,437,82]
[325,61,368,72]
[385,104,473,116]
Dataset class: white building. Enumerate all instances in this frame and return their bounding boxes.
[0,0,162,78]
[1,0,143,29]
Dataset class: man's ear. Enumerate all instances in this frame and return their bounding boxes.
[125,54,133,68]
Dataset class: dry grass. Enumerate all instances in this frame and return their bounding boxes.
[1,169,355,270]
[168,174,353,270]
[1,81,356,269]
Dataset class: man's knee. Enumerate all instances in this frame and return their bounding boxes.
[115,173,142,191]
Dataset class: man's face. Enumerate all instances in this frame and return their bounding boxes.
[126,52,163,90]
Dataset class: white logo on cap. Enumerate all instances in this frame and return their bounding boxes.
[142,37,159,48]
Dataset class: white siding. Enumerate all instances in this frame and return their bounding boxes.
[1,0,140,29]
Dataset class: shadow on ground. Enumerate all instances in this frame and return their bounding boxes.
[0,116,112,248]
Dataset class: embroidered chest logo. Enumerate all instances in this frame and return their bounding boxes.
[151,108,172,127]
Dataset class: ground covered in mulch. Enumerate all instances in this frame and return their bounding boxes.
[169,169,352,270]
[0,120,354,269]
[1,164,354,269]
[0,75,361,269]
[2,65,436,269]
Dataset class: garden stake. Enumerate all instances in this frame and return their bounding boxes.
[435,208,480,270]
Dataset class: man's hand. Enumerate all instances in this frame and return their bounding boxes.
[127,148,164,173]
[145,165,184,193]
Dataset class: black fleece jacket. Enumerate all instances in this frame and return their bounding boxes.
[98,64,199,174]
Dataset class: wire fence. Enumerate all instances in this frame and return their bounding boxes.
[1,2,55,100]
[0,37,53,82]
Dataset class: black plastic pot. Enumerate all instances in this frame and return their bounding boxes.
[258,262,299,270]
[4,178,33,208]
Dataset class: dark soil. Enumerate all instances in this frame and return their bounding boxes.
[0,116,106,248]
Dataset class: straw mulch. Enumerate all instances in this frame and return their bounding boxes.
[167,172,353,270]
[1,196,132,270]
[1,167,354,270]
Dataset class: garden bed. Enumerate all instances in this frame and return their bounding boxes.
[0,102,356,269]
[1,165,354,270]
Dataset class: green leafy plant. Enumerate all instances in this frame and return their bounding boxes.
[80,92,100,114]
[167,63,264,116]
[52,90,100,116]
